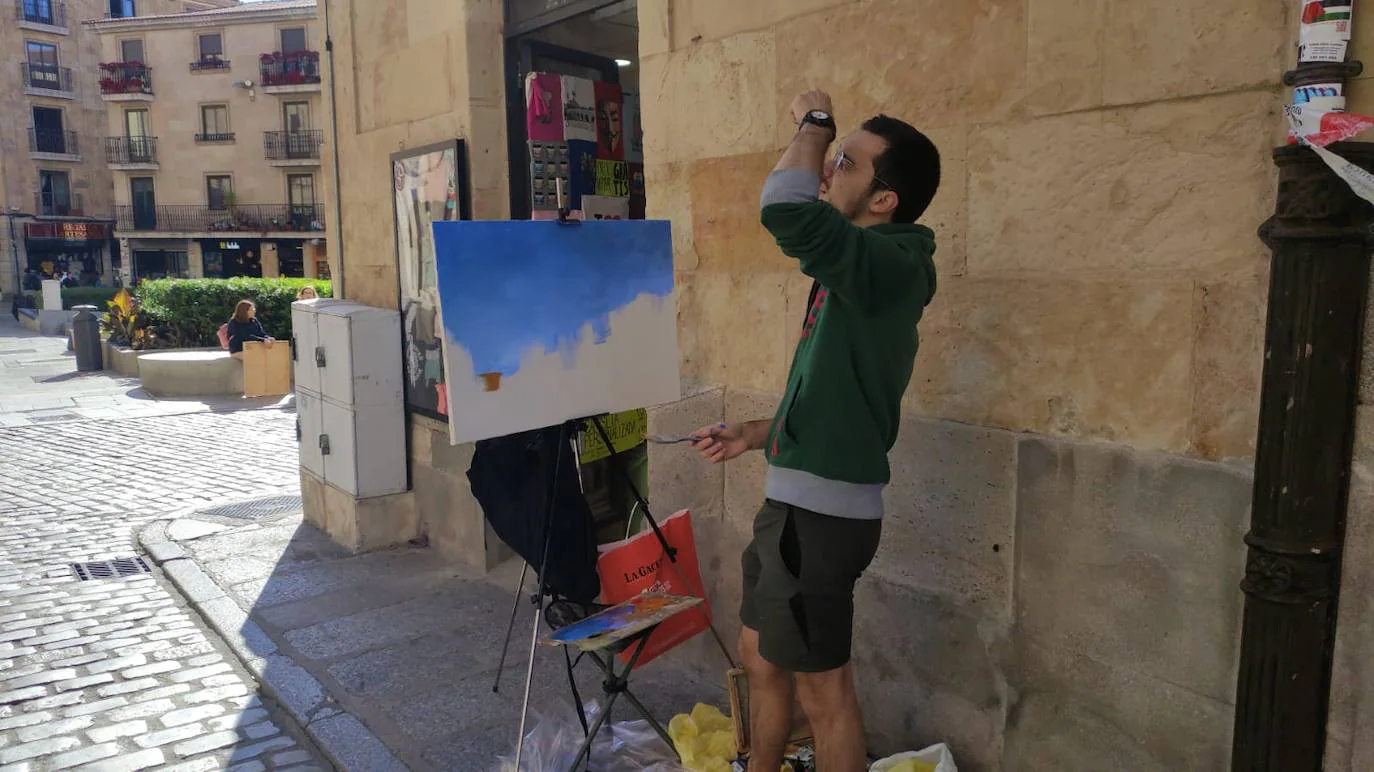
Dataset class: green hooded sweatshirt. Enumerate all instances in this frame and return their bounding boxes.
[758,169,937,520]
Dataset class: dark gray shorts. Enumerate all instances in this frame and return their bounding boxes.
[740,499,882,673]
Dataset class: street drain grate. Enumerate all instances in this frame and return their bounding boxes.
[71,557,152,581]
[28,411,80,423]
[193,495,303,521]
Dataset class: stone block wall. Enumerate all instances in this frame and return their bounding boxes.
[635,0,1296,769]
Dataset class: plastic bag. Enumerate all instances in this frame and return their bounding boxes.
[668,704,737,772]
[489,699,686,772]
[597,508,711,668]
[870,743,958,772]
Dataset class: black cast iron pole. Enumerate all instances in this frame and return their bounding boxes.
[1232,58,1373,766]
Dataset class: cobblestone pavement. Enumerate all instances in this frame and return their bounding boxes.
[0,316,330,771]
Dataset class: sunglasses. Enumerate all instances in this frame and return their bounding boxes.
[829,148,891,189]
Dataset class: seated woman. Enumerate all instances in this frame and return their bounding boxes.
[296,285,318,301]
[226,299,273,360]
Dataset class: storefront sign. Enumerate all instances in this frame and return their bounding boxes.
[25,222,109,241]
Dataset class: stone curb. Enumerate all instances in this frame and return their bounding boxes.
[137,518,408,771]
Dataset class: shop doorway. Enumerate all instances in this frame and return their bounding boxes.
[504,0,640,220]
[200,239,262,278]
[277,241,305,277]
[132,249,188,282]
[503,0,647,540]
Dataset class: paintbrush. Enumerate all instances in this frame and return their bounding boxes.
[644,423,727,445]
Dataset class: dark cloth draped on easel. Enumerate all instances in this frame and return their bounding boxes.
[467,425,601,605]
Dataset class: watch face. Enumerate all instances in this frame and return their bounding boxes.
[810,111,831,121]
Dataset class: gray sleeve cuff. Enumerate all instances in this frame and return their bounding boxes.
[760,169,822,209]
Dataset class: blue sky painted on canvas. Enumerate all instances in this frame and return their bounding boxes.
[431,220,673,382]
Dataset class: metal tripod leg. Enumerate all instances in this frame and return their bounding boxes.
[493,561,529,694]
[567,634,652,771]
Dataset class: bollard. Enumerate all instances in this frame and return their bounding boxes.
[71,304,103,372]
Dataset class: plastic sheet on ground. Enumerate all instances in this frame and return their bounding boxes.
[870,743,959,772]
[489,699,686,772]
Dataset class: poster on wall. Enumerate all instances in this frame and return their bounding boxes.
[595,81,624,160]
[624,94,643,165]
[562,75,597,143]
[526,72,564,142]
[431,220,679,445]
[392,140,471,422]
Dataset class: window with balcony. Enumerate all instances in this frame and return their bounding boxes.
[25,41,60,89]
[206,175,232,211]
[288,174,316,228]
[280,27,306,53]
[31,106,70,154]
[120,38,143,63]
[198,104,231,141]
[40,170,71,216]
[193,32,227,70]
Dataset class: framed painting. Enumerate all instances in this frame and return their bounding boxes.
[391,140,471,422]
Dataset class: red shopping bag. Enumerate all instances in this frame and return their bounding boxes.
[596,508,711,668]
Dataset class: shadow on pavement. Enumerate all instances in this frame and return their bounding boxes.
[151,509,727,771]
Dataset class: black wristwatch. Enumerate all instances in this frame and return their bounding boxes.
[798,110,836,137]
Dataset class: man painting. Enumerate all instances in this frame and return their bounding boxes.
[691,90,941,772]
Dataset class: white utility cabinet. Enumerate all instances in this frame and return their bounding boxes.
[291,299,406,498]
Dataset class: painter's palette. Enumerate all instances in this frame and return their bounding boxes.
[543,592,702,652]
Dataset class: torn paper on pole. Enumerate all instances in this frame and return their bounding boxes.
[1288,107,1374,205]
[1300,1,1353,62]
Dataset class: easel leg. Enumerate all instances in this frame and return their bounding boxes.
[513,597,544,770]
[514,422,573,769]
[493,561,529,694]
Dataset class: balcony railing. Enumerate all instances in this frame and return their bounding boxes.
[190,56,229,71]
[195,132,235,142]
[259,50,320,87]
[264,130,322,161]
[22,63,73,93]
[114,204,325,233]
[35,191,83,218]
[105,136,157,165]
[98,62,152,95]
[29,128,78,155]
[17,0,64,25]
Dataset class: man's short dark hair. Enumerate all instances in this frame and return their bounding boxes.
[863,115,940,224]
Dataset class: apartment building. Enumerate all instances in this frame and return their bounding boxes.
[0,0,240,301]
[87,0,328,284]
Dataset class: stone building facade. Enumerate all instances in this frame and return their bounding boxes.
[0,0,238,300]
[87,0,330,285]
[314,0,1374,769]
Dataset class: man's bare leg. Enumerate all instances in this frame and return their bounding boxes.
[740,626,793,772]
[796,664,867,772]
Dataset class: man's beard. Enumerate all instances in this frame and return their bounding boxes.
[838,196,866,222]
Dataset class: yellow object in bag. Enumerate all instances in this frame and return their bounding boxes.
[669,704,737,772]
[883,760,937,772]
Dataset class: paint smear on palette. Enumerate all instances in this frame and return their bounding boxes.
[431,220,673,390]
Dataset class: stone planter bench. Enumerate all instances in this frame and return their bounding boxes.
[103,342,141,377]
[138,350,243,397]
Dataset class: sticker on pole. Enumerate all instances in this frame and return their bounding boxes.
[1300,1,1353,62]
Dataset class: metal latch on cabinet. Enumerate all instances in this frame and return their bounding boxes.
[314,346,326,367]
[319,434,331,455]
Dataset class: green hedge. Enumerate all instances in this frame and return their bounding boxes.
[60,287,121,310]
[136,277,333,348]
